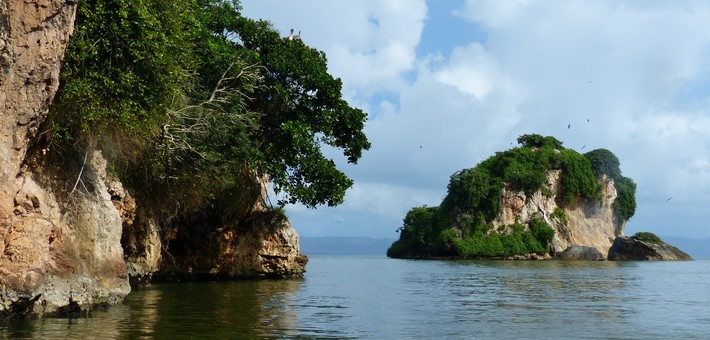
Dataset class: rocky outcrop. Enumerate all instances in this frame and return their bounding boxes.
[554,245,606,261]
[493,170,622,257]
[0,0,77,208]
[607,236,692,261]
[0,0,131,318]
[154,211,308,280]
[124,208,308,284]
[126,173,309,283]
[1,148,131,318]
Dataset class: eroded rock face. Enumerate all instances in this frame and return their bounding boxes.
[493,170,623,257]
[1,149,131,318]
[608,236,692,261]
[132,173,309,282]
[0,0,77,212]
[1,0,130,318]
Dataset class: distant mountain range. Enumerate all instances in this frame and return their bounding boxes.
[300,237,395,256]
[300,236,709,259]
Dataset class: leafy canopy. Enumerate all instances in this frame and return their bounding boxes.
[47,0,370,213]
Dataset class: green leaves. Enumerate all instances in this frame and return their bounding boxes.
[48,0,371,222]
[583,148,636,222]
[584,148,621,180]
[51,0,200,140]
[230,15,370,207]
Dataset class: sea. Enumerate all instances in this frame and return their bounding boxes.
[1,256,709,339]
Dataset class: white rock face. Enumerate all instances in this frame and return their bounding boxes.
[492,170,624,256]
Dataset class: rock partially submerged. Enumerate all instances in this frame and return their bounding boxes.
[607,236,692,261]
[555,245,606,261]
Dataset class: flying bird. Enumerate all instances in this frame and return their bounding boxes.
[581,144,586,150]
[568,124,571,129]
[666,197,672,202]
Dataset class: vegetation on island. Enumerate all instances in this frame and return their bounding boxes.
[387,134,636,259]
[632,232,665,245]
[43,0,370,220]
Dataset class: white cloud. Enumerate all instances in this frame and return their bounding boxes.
[241,0,427,99]
[454,0,532,28]
[433,43,500,99]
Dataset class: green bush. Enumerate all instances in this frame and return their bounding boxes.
[50,0,200,141]
[613,177,637,224]
[584,148,621,180]
[559,149,601,202]
[446,219,553,258]
[552,207,567,225]
[386,240,407,258]
[584,148,636,222]
[632,232,664,245]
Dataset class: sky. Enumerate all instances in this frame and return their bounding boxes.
[241,0,710,240]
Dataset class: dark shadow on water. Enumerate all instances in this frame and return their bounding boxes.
[0,279,309,339]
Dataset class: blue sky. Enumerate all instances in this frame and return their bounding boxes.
[241,0,710,240]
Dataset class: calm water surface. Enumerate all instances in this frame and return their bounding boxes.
[2,257,709,339]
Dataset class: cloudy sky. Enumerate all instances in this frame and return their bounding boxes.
[241,0,710,240]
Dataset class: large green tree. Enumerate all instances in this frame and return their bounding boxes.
[47,0,369,213]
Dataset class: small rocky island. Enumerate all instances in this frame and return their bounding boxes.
[387,134,691,262]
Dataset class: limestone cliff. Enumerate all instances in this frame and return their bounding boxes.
[493,170,622,257]
[122,172,308,285]
[0,0,129,318]
[0,0,307,318]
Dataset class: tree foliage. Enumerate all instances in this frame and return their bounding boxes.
[226,14,370,207]
[517,133,564,150]
[50,0,199,140]
[584,148,621,180]
[46,0,370,215]
[632,232,664,245]
[584,148,636,223]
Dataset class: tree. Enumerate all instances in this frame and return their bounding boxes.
[49,0,200,142]
[584,148,621,180]
[517,133,563,150]
[231,15,371,207]
[48,0,370,213]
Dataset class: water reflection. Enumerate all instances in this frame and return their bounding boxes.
[137,279,304,338]
[1,258,708,339]
[0,279,304,339]
[431,260,641,337]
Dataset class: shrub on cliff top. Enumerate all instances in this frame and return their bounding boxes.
[632,232,664,245]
